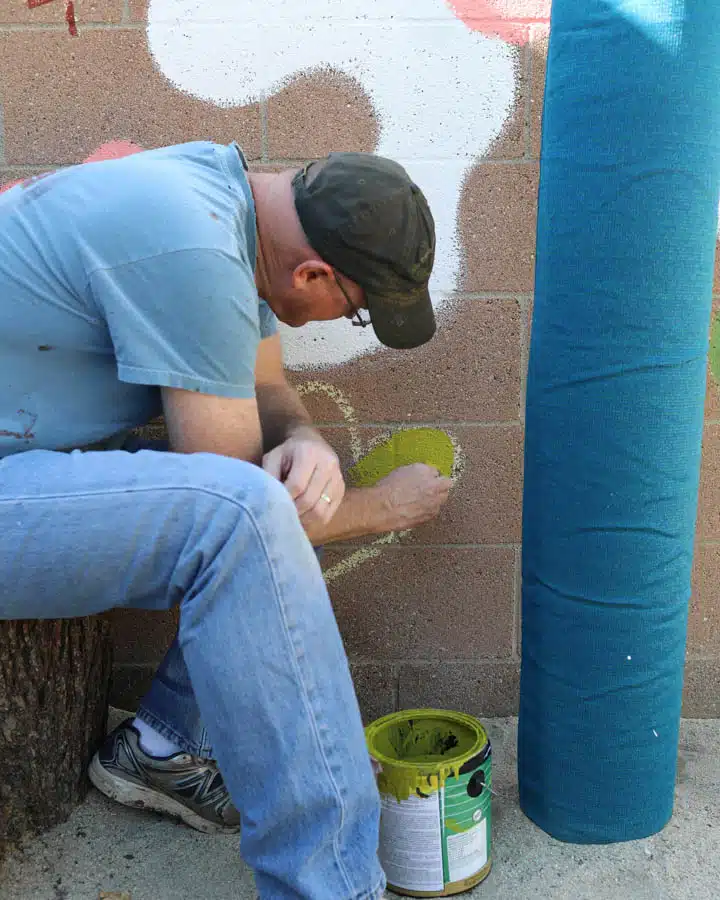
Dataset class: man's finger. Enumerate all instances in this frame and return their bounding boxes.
[300,475,344,528]
[322,470,346,519]
[283,457,318,501]
[293,463,333,516]
[261,446,285,481]
[301,467,345,519]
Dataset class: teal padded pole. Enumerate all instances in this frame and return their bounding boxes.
[519,0,720,842]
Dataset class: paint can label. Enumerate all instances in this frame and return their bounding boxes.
[366,710,492,898]
[378,753,491,896]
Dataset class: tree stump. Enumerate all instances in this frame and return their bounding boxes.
[0,617,112,860]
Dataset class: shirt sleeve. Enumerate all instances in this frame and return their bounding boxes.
[258,299,278,339]
[88,248,261,399]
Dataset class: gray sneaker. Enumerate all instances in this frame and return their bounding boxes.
[88,719,240,834]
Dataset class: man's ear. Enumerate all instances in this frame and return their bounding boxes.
[292,259,334,291]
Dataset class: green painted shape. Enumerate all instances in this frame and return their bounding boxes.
[348,428,454,488]
[710,311,720,388]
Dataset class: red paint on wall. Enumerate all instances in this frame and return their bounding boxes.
[82,141,144,162]
[446,0,551,44]
[0,179,23,194]
[65,0,78,35]
[27,0,80,34]
[1,142,144,194]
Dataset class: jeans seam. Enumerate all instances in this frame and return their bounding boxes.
[0,482,284,507]
[203,497,360,900]
[134,708,204,756]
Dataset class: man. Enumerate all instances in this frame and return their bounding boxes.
[0,141,451,900]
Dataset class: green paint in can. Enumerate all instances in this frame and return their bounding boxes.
[365,709,492,898]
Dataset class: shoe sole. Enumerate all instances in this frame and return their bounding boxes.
[88,754,240,836]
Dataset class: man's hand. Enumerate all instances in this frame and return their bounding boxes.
[371,464,452,533]
[262,426,346,527]
[300,462,452,545]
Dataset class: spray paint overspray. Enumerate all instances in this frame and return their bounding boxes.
[145,0,548,368]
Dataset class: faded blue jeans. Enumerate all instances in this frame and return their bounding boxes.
[0,446,385,900]
[124,437,259,758]
[127,436,326,760]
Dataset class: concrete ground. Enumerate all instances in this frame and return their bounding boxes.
[1,711,718,900]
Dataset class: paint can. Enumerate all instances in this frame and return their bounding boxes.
[365,709,492,898]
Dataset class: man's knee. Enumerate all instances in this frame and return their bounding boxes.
[180,453,295,522]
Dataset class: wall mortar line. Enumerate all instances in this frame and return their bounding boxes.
[259,156,539,168]
[392,666,401,713]
[461,291,534,301]
[306,420,524,429]
[386,659,518,668]
[326,542,521,551]
[0,23,143,32]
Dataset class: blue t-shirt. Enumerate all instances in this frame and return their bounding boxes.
[0,141,277,457]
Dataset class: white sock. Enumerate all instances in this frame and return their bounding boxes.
[132,717,183,758]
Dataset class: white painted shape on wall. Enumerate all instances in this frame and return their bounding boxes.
[147,0,517,368]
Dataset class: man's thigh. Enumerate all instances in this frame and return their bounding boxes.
[0,448,269,620]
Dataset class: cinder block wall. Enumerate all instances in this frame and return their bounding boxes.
[1,0,718,719]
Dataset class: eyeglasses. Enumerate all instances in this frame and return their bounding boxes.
[334,271,370,328]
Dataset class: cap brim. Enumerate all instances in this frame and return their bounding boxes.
[366,285,436,350]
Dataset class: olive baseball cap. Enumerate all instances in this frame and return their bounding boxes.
[292,152,436,349]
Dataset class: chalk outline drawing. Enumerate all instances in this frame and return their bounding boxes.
[296,381,464,582]
[145,0,542,369]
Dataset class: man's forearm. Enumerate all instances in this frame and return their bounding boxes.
[304,486,388,545]
[306,463,454,545]
[255,381,314,453]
